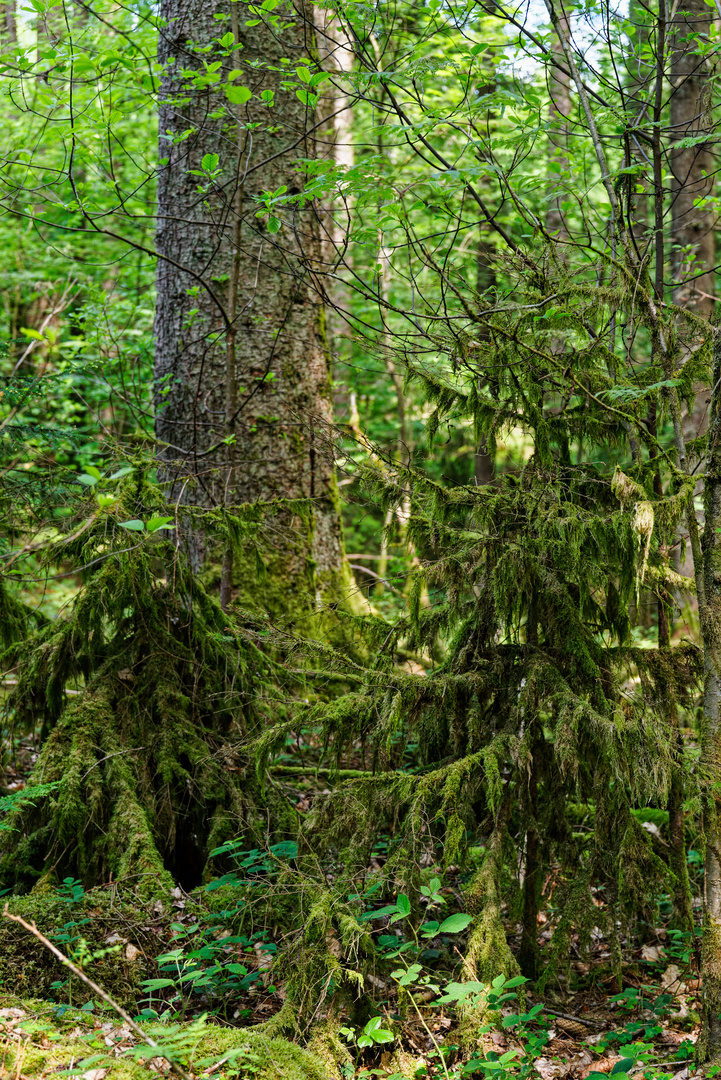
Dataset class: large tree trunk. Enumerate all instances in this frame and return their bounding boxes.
[154,0,349,617]
[669,0,716,317]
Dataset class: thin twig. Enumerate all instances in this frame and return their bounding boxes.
[2,906,193,1080]
[542,1007,605,1028]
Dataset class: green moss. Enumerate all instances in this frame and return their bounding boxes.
[0,995,336,1079]
[0,516,276,890]
[0,890,145,1008]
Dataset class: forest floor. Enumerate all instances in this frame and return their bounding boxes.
[0,742,704,1080]
[0,922,703,1080]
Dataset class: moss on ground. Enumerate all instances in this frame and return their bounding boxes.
[0,995,336,1079]
[0,886,184,1009]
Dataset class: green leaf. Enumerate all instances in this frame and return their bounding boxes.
[611,1060,635,1076]
[118,519,145,531]
[201,153,219,172]
[395,894,411,917]
[77,474,99,487]
[392,963,422,986]
[226,85,252,104]
[370,1029,395,1044]
[360,904,398,921]
[438,912,472,934]
[296,65,312,83]
[420,920,440,937]
[295,88,317,107]
[435,980,486,1004]
[145,515,174,534]
[140,977,176,990]
[503,975,529,988]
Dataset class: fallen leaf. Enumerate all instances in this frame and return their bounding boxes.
[660,964,683,990]
[103,933,127,946]
[535,1056,562,1080]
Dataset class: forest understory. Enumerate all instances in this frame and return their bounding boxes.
[2,0,721,1074]
[0,727,708,1080]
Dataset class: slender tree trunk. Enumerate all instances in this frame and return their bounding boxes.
[519,610,541,980]
[648,411,694,931]
[670,0,716,317]
[518,757,541,980]
[475,228,495,486]
[669,735,694,931]
[546,5,571,244]
[1,0,16,42]
[154,0,349,617]
[313,4,354,359]
[698,330,721,1061]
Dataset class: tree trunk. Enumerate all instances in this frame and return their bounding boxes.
[670,0,716,317]
[154,0,348,617]
[518,756,541,980]
[546,6,571,243]
[698,328,721,1062]
[1,0,15,42]
[313,4,354,361]
[475,228,495,486]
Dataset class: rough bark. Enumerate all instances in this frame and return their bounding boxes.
[669,0,716,316]
[546,6,571,243]
[154,0,348,616]
[698,328,721,1062]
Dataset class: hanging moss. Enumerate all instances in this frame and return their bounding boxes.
[0,484,286,893]
[246,268,706,998]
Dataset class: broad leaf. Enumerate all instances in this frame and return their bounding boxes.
[438,912,473,934]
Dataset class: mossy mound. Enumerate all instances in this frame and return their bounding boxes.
[0,885,186,1009]
[0,995,335,1079]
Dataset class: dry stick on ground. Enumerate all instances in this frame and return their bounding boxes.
[2,905,193,1080]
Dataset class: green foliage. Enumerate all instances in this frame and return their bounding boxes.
[0,782,59,832]
[0,0,715,1059]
